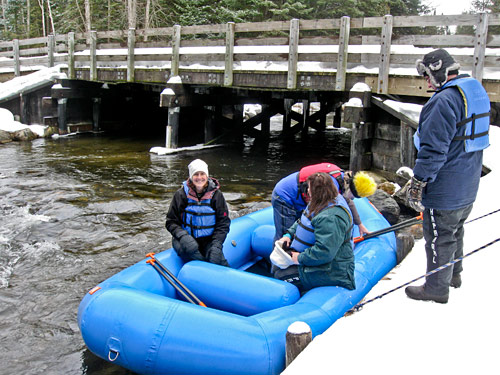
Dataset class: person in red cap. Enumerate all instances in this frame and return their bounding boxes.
[405,49,490,303]
[166,159,231,266]
[271,162,377,243]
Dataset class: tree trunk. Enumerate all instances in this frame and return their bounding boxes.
[37,0,46,36]
[46,0,55,34]
[2,0,7,32]
[128,0,136,29]
[144,0,150,41]
[85,0,91,32]
[75,0,86,33]
[27,0,31,37]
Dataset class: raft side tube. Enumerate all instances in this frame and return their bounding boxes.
[178,261,300,316]
[79,286,278,375]
[223,207,274,268]
[251,224,275,258]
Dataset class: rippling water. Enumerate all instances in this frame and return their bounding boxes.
[0,127,350,375]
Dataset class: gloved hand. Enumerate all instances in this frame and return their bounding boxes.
[176,233,204,261]
[406,176,427,212]
[205,240,229,267]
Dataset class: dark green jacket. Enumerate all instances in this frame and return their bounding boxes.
[288,205,355,291]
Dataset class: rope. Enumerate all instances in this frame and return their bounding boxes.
[465,208,500,224]
[349,237,500,313]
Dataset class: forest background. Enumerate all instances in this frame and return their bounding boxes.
[0,0,498,42]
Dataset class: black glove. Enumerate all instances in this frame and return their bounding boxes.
[205,240,229,267]
[176,234,204,261]
[406,176,427,212]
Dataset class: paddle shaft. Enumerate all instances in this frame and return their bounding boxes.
[354,214,423,243]
[146,259,197,304]
[146,253,206,307]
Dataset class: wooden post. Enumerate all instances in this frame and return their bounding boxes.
[204,106,216,143]
[171,25,181,78]
[285,321,312,367]
[377,15,393,94]
[127,28,136,82]
[283,98,294,134]
[333,104,342,128]
[400,120,416,168]
[261,104,270,138]
[287,19,299,89]
[19,93,28,124]
[90,31,97,81]
[48,34,55,67]
[13,39,20,77]
[301,99,309,136]
[57,98,68,133]
[224,22,235,87]
[68,32,75,79]
[319,101,327,130]
[472,12,489,83]
[234,104,244,143]
[335,16,350,91]
[92,98,101,131]
[167,107,180,149]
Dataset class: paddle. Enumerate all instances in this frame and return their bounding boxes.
[354,213,423,244]
[146,252,207,307]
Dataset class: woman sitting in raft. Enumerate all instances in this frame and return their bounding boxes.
[271,163,377,242]
[166,159,231,266]
[273,172,355,292]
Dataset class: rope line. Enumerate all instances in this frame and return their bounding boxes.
[464,208,500,224]
[349,237,500,313]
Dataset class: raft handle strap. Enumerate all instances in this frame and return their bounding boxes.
[108,349,119,362]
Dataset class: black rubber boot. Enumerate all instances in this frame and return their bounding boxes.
[405,285,449,304]
[450,274,462,288]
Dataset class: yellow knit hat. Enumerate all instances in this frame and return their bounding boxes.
[350,171,377,198]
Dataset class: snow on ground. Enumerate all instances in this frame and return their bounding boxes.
[282,126,500,375]
[0,108,48,137]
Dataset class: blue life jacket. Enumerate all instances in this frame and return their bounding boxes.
[290,195,353,252]
[181,181,216,238]
[414,76,490,152]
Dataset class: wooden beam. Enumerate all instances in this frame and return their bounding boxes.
[377,15,393,94]
[48,35,55,67]
[370,96,418,129]
[472,12,489,83]
[13,39,20,77]
[287,19,299,89]
[90,31,97,81]
[68,32,75,79]
[400,120,416,168]
[127,28,136,82]
[224,22,235,86]
[171,25,181,77]
[335,16,350,91]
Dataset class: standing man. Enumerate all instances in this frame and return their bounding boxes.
[406,49,490,303]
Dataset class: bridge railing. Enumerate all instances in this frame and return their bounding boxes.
[0,13,499,101]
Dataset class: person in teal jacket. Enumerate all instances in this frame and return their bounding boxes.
[274,172,355,292]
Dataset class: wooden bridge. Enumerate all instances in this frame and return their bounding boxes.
[0,13,499,177]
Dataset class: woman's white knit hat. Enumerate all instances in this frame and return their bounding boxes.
[188,159,209,180]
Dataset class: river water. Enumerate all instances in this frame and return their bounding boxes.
[0,126,350,375]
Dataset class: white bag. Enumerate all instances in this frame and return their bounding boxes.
[270,241,295,269]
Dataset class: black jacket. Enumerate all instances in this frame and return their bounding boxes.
[166,178,230,247]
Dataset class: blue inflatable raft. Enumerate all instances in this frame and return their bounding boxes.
[78,197,397,375]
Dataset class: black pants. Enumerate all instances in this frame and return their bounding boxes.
[423,204,473,296]
[273,265,304,292]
